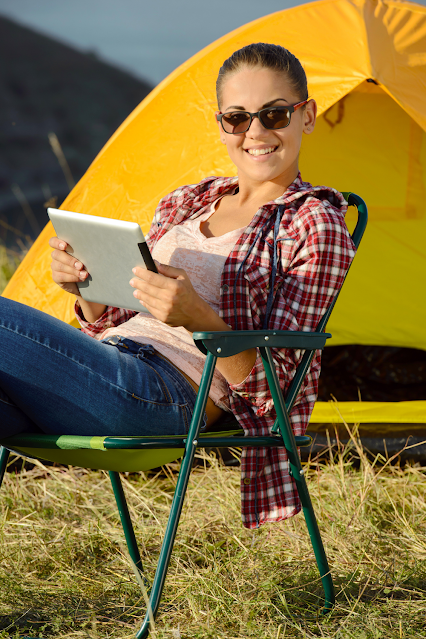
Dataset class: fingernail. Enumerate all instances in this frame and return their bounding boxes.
[75,261,82,269]
[129,279,134,287]
[59,242,65,249]
[79,271,87,279]
[132,268,136,273]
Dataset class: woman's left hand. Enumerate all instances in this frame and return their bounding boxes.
[130,262,209,332]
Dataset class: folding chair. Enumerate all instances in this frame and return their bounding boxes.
[0,193,367,638]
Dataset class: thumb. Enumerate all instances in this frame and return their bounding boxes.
[155,261,185,279]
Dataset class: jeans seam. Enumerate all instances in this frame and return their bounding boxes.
[0,325,163,401]
[151,350,201,418]
[130,392,188,409]
[136,358,173,404]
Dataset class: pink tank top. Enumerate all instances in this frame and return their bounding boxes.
[100,200,245,410]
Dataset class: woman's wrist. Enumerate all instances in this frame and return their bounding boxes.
[76,297,107,324]
[184,297,231,334]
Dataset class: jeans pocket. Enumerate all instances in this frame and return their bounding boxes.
[131,359,174,405]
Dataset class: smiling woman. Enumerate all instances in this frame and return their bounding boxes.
[0,42,355,529]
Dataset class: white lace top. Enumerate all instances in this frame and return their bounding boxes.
[100,200,245,410]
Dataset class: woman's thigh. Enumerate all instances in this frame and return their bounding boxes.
[0,298,194,437]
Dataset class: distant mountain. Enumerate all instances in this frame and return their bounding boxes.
[0,15,153,252]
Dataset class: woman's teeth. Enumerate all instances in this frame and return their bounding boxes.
[247,146,276,156]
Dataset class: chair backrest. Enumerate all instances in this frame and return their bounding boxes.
[272,192,368,429]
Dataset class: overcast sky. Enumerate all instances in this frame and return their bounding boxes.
[0,0,322,86]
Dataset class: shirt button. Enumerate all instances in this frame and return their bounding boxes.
[243,477,251,485]
[104,322,112,328]
[222,284,229,292]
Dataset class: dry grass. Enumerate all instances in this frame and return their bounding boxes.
[1,435,426,639]
[0,244,22,294]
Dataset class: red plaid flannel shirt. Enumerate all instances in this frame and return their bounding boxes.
[77,173,356,529]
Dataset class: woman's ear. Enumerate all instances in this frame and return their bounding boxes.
[303,99,317,134]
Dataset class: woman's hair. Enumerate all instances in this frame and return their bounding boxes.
[216,43,308,108]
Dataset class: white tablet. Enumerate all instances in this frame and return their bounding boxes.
[48,208,157,313]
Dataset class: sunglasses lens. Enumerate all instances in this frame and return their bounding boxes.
[221,112,251,133]
[260,108,291,129]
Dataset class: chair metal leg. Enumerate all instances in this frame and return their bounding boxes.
[135,351,217,639]
[294,475,335,612]
[0,446,10,489]
[109,471,145,577]
[260,348,335,612]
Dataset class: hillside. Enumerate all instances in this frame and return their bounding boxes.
[0,15,153,250]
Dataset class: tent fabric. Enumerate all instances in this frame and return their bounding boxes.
[311,400,426,424]
[3,0,426,425]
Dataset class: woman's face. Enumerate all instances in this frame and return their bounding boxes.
[216,66,316,189]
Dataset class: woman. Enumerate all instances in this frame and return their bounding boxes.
[0,44,355,528]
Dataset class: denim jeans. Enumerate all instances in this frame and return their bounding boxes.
[0,297,202,437]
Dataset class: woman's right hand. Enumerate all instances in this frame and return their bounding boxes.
[49,236,88,297]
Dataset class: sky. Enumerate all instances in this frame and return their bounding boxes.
[0,0,317,86]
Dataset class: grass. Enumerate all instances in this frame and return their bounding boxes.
[0,244,22,294]
[1,435,426,639]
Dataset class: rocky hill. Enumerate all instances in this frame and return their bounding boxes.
[0,15,153,252]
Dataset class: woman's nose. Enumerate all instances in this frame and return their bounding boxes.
[246,114,269,137]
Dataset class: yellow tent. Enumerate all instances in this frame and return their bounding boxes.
[4,0,426,428]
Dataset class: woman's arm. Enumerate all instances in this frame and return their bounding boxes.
[130,262,257,385]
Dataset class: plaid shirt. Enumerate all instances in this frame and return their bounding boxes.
[77,173,355,529]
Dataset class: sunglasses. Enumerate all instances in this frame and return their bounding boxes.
[216,100,309,135]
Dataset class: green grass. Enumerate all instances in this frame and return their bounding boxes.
[1,437,426,639]
[0,244,22,294]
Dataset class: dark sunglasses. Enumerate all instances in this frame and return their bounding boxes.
[216,100,309,134]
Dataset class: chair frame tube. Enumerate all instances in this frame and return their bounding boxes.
[134,351,217,639]
[109,470,145,577]
[260,347,334,611]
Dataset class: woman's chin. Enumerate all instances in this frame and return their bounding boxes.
[233,152,298,185]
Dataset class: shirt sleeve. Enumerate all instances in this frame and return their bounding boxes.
[228,203,356,416]
[74,301,137,338]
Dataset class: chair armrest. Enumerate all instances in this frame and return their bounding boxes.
[193,330,331,357]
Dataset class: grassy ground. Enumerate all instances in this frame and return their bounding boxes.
[1,435,426,639]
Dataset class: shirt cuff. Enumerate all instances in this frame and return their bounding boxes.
[74,301,133,338]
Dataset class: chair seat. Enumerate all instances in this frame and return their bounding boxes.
[0,429,243,472]
[0,427,312,473]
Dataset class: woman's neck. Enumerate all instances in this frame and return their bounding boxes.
[235,170,299,209]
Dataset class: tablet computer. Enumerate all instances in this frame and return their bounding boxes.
[48,208,157,313]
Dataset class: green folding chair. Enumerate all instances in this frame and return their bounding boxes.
[0,193,367,638]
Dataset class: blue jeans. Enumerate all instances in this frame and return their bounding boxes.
[0,298,203,437]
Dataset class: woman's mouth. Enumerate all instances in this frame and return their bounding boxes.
[245,146,278,156]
